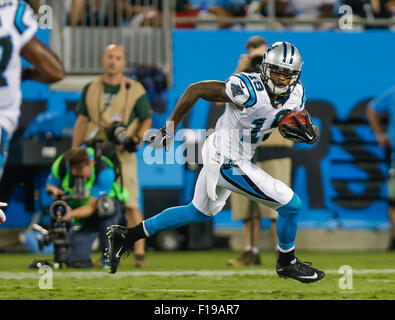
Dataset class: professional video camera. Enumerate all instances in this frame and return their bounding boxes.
[250,54,264,72]
[31,179,86,269]
[32,200,70,268]
[106,121,140,153]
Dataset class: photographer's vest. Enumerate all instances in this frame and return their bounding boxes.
[84,76,146,142]
[51,148,129,211]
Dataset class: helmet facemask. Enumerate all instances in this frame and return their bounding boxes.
[261,63,301,97]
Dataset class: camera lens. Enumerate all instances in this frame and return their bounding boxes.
[49,200,68,218]
[53,204,66,216]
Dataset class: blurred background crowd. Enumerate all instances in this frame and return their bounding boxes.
[55,0,395,30]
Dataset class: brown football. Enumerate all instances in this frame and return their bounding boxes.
[278,112,307,137]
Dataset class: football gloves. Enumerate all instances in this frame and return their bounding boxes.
[148,127,174,151]
[281,114,319,144]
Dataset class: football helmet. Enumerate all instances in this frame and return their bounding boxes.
[260,41,303,97]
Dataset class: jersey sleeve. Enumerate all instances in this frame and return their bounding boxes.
[13,1,39,48]
[91,168,116,199]
[46,173,62,189]
[225,73,257,108]
[286,82,306,113]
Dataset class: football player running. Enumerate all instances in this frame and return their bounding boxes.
[106,42,324,283]
[0,0,64,211]
[0,0,65,180]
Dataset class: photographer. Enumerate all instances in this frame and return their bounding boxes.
[72,44,153,267]
[46,147,124,268]
[234,35,267,74]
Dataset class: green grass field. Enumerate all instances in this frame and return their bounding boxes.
[1,249,395,300]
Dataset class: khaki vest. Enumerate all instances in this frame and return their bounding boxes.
[84,76,146,142]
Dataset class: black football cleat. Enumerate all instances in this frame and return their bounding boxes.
[105,225,133,274]
[276,258,325,283]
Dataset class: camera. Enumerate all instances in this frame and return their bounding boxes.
[32,181,85,268]
[250,55,264,72]
[34,199,70,268]
[106,122,139,153]
[69,175,85,202]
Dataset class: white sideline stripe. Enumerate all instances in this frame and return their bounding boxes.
[2,269,395,279]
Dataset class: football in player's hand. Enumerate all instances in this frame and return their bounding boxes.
[278,112,307,138]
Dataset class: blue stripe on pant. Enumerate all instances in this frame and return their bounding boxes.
[276,193,302,251]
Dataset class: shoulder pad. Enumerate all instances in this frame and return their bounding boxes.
[225,73,258,108]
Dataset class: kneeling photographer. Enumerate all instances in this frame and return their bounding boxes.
[46,146,127,268]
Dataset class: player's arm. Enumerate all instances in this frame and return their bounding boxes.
[366,106,390,149]
[280,82,319,145]
[148,81,231,150]
[21,37,65,84]
[169,81,231,131]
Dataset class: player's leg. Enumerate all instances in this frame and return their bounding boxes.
[218,160,297,251]
[257,157,293,249]
[105,165,231,273]
[97,201,122,267]
[143,164,230,235]
[218,160,325,283]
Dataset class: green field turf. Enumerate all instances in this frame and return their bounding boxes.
[1,249,395,300]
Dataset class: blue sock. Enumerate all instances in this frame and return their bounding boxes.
[276,193,302,251]
[144,202,211,236]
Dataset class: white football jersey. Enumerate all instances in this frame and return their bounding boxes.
[215,72,305,160]
[0,0,38,135]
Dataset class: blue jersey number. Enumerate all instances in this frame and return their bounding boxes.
[254,81,264,92]
[0,36,13,88]
[241,118,266,144]
[248,74,264,92]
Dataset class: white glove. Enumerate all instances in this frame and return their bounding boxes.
[148,127,174,152]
